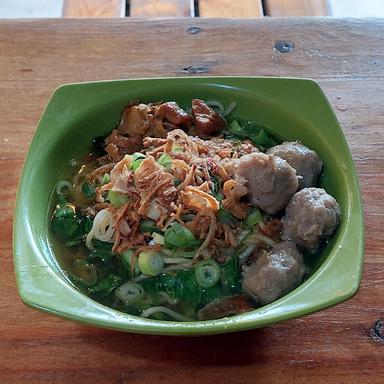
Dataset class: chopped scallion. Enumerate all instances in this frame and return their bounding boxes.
[194,259,220,289]
[108,190,130,208]
[138,251,164,276]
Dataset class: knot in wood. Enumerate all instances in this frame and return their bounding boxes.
[187,27,201,34]
[274,41,295,53]
[370,320,384,343]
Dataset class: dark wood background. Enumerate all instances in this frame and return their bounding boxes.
[0,18,383,383]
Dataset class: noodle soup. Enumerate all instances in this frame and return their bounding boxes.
[51,99,341,321]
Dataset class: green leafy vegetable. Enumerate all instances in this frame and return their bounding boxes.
[108,190,130,208]
[210,176,224,201]
[81,181,96,199]
[218,207,237,226]
[220,257,241,295]
[174,178,181,187]
[164,222,201,249]
[88,274,123,297]
[244,208,263,228]
[87,250,114,263]
[51,203,84,241]
[195,259,221,289]
[157,153,172,170]
[228,120,278,148]
[141,270,222,306]
[92,239,114,252]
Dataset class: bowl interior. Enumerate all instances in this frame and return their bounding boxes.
[14,77,363,335]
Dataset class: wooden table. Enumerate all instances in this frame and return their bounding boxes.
[1,18,383,383]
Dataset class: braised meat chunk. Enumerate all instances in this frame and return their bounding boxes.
[192,99,227,136]
[197,295,254,320]
[234,152,298,214]
[282,187,341,252]
[267,141,323,189]
[156,101,191,127]
[118,103,153,137]
[118,101,190,139]
[242,241,305,305]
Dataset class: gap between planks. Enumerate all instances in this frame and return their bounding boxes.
[62,0,331,18]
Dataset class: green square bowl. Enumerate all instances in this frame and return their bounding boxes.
[13,77,364,335]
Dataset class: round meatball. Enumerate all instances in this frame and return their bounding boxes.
[267,141,323,189]
[242,241,305,305]
[282,188,341,252]
[234,152,298,214]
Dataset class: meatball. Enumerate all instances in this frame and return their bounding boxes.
[234,152,298,214]
[267,141,323,189]
[282,187,341,252]
[242,241,305,305]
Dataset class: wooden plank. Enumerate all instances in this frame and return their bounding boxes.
[129,0,193,17]
[1,18,384,384]
[264,0,329,16]
[199,0,263,17]
[62,0,125,17]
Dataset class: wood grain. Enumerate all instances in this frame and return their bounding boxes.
[264,0,329,16]
[1,18,384,384]
[62,0,125,17]
[130,0,193,17]
[199,0,263,17]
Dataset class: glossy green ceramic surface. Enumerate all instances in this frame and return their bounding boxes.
[13,77,364,335]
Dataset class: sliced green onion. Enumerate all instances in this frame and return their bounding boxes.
[174,178,181,187]
[81,181,96,199]
[121,249,140,275]
[108,190,130,208]
[194,259,220,289]
[115,282,145,306]
[244,208,263,228]
[157,153,172,170]
[173,249,196,258]
[237,229,252,245]
[138,251,164,276]
[132,152,146,160]
[172,145,184,153]
[164,222,201,249]
[101,173,110,185]
[139,219,162,234]
[152,232,165,245]
[130,152,146,171]
[72,259,98,286]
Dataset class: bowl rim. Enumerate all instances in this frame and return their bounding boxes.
[13,76,364,335]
